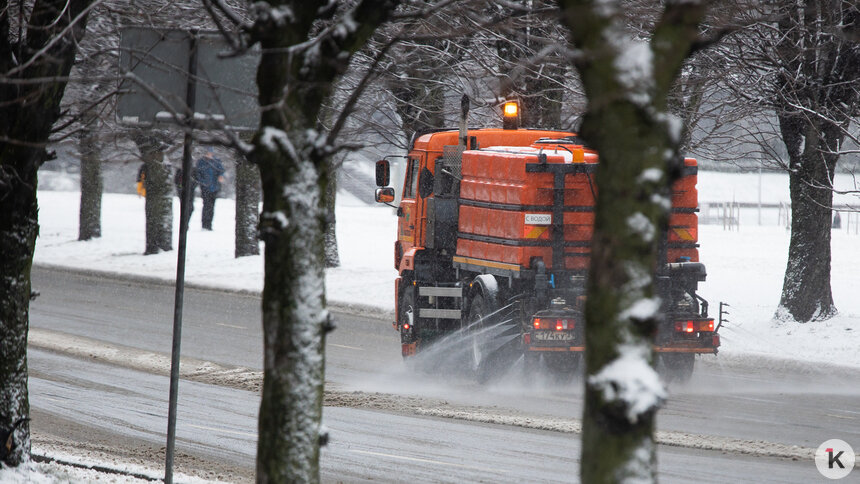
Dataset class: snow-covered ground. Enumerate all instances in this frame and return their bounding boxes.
[6,169,860,481]
[0,450,220,484]
[31,170,860,369]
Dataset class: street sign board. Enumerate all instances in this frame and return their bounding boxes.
[117,27,259,130]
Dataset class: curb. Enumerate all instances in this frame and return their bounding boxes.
[33,263,395,321]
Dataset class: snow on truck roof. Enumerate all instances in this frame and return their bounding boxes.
[464,145,597,164]
[412,128,576,152]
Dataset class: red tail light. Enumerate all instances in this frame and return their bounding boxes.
[674,319,715,333]
[533,318,575,330]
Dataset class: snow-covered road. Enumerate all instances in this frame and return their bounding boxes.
[26,267,860,482]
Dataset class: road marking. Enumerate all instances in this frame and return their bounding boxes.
[730,396,780,404]
[330,343,363,351]
[216,323,246,330]
[348,449,503,473]
[187,424,256,438]
[825,414,856,420]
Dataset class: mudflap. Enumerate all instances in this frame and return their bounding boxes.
[402,342,418,358]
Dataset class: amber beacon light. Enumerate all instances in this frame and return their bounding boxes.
[502,100,520,129]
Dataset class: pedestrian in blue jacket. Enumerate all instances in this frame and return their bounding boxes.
[194,148,225,230]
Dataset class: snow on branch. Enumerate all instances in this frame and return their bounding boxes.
[603,21,654,106]
[620,297,661,323]
[626,213,656,243]
[259,126,299,160]
[254,3,295,28]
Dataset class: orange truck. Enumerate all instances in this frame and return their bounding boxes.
[375,102,720,382]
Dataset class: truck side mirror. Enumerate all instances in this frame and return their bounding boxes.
[375,160,390,187]
[375,187,395,204]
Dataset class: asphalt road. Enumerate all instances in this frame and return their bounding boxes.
[27,266,860,481]
[29,349,823,483]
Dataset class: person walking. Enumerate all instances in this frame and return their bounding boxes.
[194,148,225,230]
[136,163,147,197]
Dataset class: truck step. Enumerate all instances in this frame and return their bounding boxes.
[418,308,462,319]
[418,286,463,298]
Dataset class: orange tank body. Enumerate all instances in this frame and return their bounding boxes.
[456,146,699,270]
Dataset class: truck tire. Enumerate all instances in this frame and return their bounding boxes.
[469,292,520,384]
[467,294,488,374]
[659,353,694,383]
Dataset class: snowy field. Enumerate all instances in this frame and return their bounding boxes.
[31,170,860,369]
[6,169,859,481]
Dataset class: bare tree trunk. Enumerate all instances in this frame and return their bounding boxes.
[235,157,261,258]
[558,1,707,481]
[496,4,565,129]
[249,1,400,481]
[133,133,173,254]
[521,65,564,129]
[0,168,37,466]
[255,135,328,483]
[0,0,94,467]
[324,166,339,268]
[78,123,102,240]
[389,72,446,144]
[770,1,857,322]
[777,116,839,321]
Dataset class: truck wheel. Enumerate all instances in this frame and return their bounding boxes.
[659,353,694,383]
[467,294,487,374]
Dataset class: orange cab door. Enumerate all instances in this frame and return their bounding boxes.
[398,156,421,254]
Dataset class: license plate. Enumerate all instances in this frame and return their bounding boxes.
[533,331,573,341]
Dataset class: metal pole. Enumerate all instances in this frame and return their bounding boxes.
[165,29,198,484]
[757,166,762,225]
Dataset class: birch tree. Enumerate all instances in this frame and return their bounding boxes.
[558,1,710,481]
[0,0,95,467]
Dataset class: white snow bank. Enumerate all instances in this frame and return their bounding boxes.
[0,452,222,484]
[34,190,398,315]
